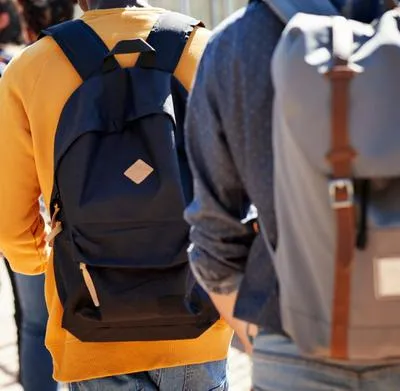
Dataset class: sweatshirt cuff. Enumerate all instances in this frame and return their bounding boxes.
[188,244,244,295]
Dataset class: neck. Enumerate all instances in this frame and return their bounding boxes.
[89,0,148,10]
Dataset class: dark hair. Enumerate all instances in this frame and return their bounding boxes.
[48,0,74,25]
[0,0,23,44]
[18,0,74,37]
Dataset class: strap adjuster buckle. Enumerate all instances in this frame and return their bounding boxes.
[329,179,354,209]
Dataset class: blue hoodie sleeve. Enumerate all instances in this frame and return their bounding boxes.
[184,10,256,295]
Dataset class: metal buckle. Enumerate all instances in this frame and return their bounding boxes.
[329,179,354,209]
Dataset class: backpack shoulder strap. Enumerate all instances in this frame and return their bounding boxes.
[263,0,339,23]
[137,12,204,73]
[41,20,113,80]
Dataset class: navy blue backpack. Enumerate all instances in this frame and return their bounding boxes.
[41,14,219,342]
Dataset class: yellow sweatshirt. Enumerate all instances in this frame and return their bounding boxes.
[0,7,232,383]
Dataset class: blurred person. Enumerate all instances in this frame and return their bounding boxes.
[0,0,23,63]
[18,0,74,42]
[185,0,400,390]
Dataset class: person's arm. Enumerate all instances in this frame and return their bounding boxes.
[184,36,256,349]
[174,26,258,349]
[0,55,48,274]
[210,291,258,354]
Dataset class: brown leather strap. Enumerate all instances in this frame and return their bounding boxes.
[326,51,357,358]
[384,0,398,11]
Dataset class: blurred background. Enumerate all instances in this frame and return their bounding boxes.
[150,0,247,27]
[75,0,248,28]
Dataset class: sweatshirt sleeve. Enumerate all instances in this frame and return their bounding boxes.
[184,35,256,295]
[0,55,48,275]
[174,26,212,92]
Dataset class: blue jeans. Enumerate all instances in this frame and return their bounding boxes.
[14,273,58,391]
[252,334,400,391]
[68,360,228,390]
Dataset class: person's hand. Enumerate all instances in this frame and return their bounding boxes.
[208,291,258,355]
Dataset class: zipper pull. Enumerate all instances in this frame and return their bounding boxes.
[46,203,63,247]
[51,203,60,227]
[80,263,100,308]
[45,222,62,247]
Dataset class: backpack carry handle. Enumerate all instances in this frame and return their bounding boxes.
[103,39,156,73]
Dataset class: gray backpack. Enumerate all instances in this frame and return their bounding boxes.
[265,0,400,362]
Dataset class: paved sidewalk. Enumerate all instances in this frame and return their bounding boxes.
[0,260,251,390]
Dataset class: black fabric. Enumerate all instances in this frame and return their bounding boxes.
[46,13,218,342]
[137,12,203,72]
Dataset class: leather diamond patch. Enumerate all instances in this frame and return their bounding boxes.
[124,159,154,184]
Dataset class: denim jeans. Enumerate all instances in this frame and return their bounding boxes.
[68,360,228,391]
[4,260,22,381]
[252,333,400,391]
[14,273,58,391]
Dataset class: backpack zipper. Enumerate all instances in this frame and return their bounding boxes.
[80,263,100,308]
[46,203,63,247]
